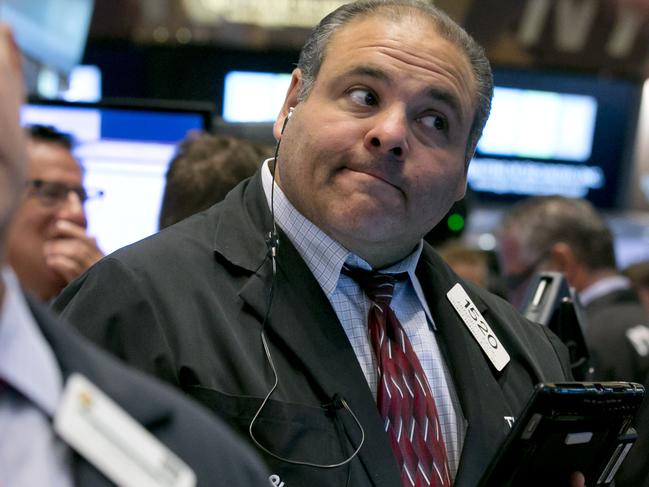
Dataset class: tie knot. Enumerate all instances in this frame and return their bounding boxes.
[341,264,407,306]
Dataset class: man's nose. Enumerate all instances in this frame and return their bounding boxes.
[57,190,87,228]
[363,105,410,161]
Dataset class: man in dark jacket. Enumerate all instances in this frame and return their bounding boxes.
[499,195,649,383]
[55,2,584,486]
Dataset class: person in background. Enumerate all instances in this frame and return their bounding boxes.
[624,260,649,314]
[159,131,272,229]
[7,124,103,301]
[55,2,583,486]
[437,240,490,288]
[0,24,270,487]
[498,195,649,487]
[437,241,509,299]
[498,195,649,383]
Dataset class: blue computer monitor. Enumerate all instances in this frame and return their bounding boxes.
[21,99,213,254]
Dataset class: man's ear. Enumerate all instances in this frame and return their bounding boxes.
[273,68,303,141]
[548,242,579,283]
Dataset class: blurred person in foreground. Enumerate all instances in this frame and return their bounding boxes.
[0,24,270,487]
[55,2,583,486]
[159,131,272,229]
[7,124,103,301]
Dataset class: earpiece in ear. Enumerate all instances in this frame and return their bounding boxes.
[280,107,295,135]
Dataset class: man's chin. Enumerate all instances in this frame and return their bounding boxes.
[330,222,416,260]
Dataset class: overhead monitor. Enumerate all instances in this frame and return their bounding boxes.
[222,70,292,123]
[21,100,213,255]
[469,69,640,208]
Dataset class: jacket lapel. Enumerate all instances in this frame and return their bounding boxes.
[417,248,513,487]
[213,170,402,486]
[29,297,175,486]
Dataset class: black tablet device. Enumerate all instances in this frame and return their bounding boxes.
[478,382,645,487]
[520,272,591,380]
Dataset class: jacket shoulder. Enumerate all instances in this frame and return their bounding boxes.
[420,246,572,380]
[34,300,270,486]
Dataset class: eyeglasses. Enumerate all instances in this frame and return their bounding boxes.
[25,179,104,206]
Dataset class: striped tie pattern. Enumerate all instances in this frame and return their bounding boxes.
[342,265,451,487]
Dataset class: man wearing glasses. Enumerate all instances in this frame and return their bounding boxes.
[7,125,103,301]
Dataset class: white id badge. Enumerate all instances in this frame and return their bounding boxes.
[54,373,196,487]
[447,283,510,371]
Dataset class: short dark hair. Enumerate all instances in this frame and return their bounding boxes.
[500,196,617,271]
[297,0,493,164]
[159,132,272,229]
[25,124,74,150]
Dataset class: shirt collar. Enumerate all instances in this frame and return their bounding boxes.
[579,275,632,307]
[260,160,433,323]
[0,267,63,417]
[261,159,348,297]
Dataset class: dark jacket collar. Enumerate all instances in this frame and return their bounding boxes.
[28,295,173,430]
[26,295,175,485]
[212,168,273,272]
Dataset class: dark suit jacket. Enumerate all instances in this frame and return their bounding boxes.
[54,169,572,487]
[28,296,269,486]
[584,287,649,383]
[582,288,649,487]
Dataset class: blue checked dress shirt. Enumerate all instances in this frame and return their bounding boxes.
[0,267,72,487]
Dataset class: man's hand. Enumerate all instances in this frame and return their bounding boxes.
[44,220,104,283]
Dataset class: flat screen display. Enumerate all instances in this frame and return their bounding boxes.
[21,100,212,254]
[469,69,640,208]
[223,71,292,123]
[478,87,598,162]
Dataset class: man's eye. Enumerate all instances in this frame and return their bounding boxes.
[42,185,66,199]
[420,114,448,131]
[348,88,377,107]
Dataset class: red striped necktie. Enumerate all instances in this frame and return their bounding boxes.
[342,265,452,487]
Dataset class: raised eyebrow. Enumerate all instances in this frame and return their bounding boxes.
[424,87,463,122]
[334,65,392,86]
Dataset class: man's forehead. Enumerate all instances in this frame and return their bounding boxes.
[320,10,472,83]
[27,140,74,158]
[27,141,81,173]
[317,11,476,115]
